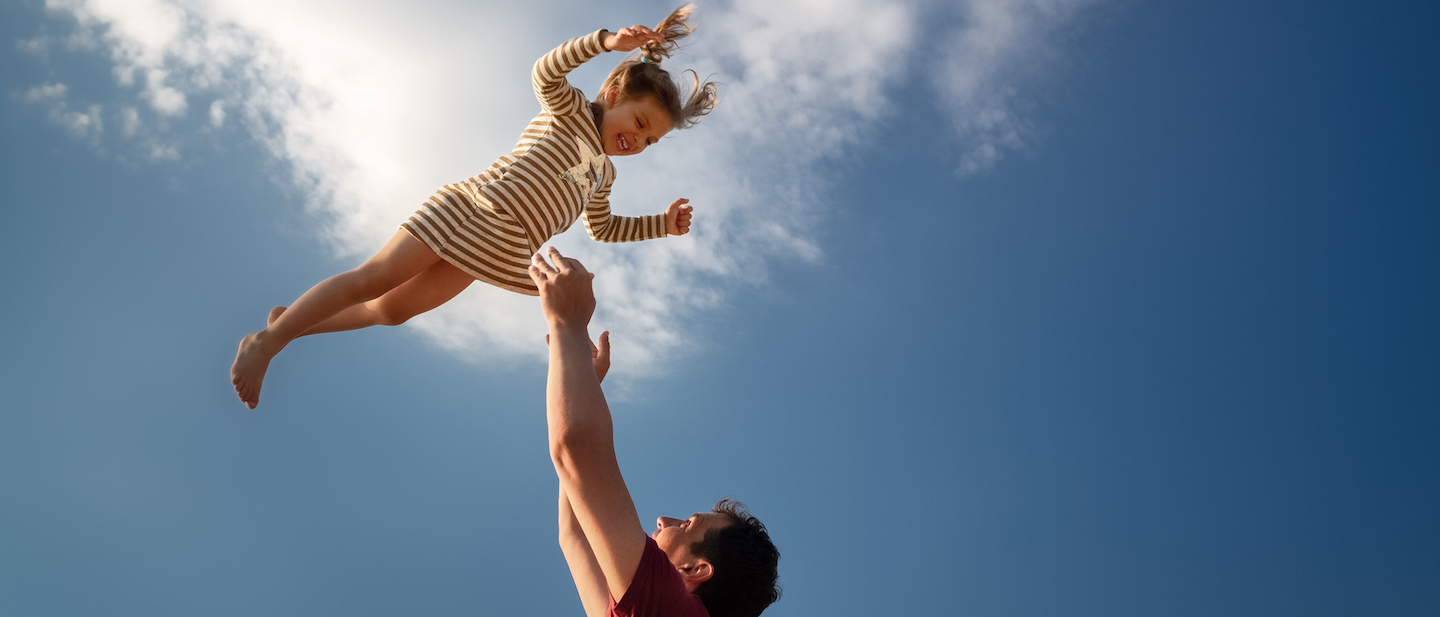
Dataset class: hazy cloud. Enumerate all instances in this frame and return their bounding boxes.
[937,0,1096,174]
[22,82,67,103]
[18,82,103,142]
[208,99,225,127]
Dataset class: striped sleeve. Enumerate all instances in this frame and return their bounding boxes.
[533,30,609,116]
[582,181,668,243]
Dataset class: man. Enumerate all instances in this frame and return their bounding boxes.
[529,247,781,617]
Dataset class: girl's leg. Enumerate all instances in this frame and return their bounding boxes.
[271,259,475,335]
[230,230,441,408]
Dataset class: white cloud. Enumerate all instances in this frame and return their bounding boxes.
[208,99,225,127]
[936,0,1096,175]
[120,106,140,137]
[20,0,1099,380]
[17,82,104,142]
[142,68,186,115]
[22,82,67,103]
[17,35,50,58]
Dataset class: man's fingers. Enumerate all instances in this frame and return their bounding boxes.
[545,246,566,267]
[597,331,611,359]
[565,257,590,276]
[532,251,557,274]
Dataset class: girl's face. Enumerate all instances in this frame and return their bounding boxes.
[599,91,672,156]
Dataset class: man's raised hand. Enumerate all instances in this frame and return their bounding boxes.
[530,247,596,329]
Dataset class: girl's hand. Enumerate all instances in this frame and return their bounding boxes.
[603,25,665,53]
[665,198,693,235]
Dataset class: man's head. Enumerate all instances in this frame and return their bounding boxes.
[653,499,781,617]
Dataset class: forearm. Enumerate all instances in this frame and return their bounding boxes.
[559,486,610,617]
[583,195,668,243]
[533,30,609,110]
[547,323,614,474]
[585,212,669,243]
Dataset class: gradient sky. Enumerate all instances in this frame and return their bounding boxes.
[2,1,1437,616]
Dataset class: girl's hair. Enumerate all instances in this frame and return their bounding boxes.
[597,4,719,130]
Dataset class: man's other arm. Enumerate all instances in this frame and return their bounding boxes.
[560,486,609,617]
[532,247,650,602]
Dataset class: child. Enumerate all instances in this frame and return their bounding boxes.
[231,5,718,408]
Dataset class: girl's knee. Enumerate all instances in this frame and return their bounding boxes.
[372,302,414,327]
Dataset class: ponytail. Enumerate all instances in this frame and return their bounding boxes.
[639,3,697,64]
[598,4,720,130]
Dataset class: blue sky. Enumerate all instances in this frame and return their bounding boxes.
[2,0,1437,615]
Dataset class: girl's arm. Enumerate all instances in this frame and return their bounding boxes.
[581,183,670,243]
[533,27,667,115]
[532,30,610,116]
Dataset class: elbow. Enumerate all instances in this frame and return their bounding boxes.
[532,62,552,98]
[549,438,570,473]
[583,222,610,242]
[549,428,606,481]
[549,431,584,479]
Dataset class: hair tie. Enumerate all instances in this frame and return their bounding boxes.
[640,55,652,63]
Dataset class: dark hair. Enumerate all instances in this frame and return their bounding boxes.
[690,498,782,617]
[597,4,719,130]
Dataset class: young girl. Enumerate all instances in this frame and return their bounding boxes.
[231,6,718,408]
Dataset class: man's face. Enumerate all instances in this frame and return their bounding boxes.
[653,511,731,578]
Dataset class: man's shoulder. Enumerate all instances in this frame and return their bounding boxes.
[609,538,709,617]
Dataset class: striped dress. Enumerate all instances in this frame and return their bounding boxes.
[401,30,669,296]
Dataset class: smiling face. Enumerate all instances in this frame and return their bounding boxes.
[598,90,673,156]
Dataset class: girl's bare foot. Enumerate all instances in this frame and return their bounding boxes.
[230,331,276,409]
[268,306,286,326]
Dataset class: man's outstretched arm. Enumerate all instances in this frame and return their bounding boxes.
[531,247,649,603]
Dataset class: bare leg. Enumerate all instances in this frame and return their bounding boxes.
[230,230,441,408]
[271,259,476,335]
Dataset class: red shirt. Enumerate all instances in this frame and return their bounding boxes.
[609,537,709,617]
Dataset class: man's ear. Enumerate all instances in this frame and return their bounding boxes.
[677,559,714,589]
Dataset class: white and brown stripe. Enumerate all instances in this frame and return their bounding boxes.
[401,30,668,296]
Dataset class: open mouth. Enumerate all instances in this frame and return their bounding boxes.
[617,135,630,152]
